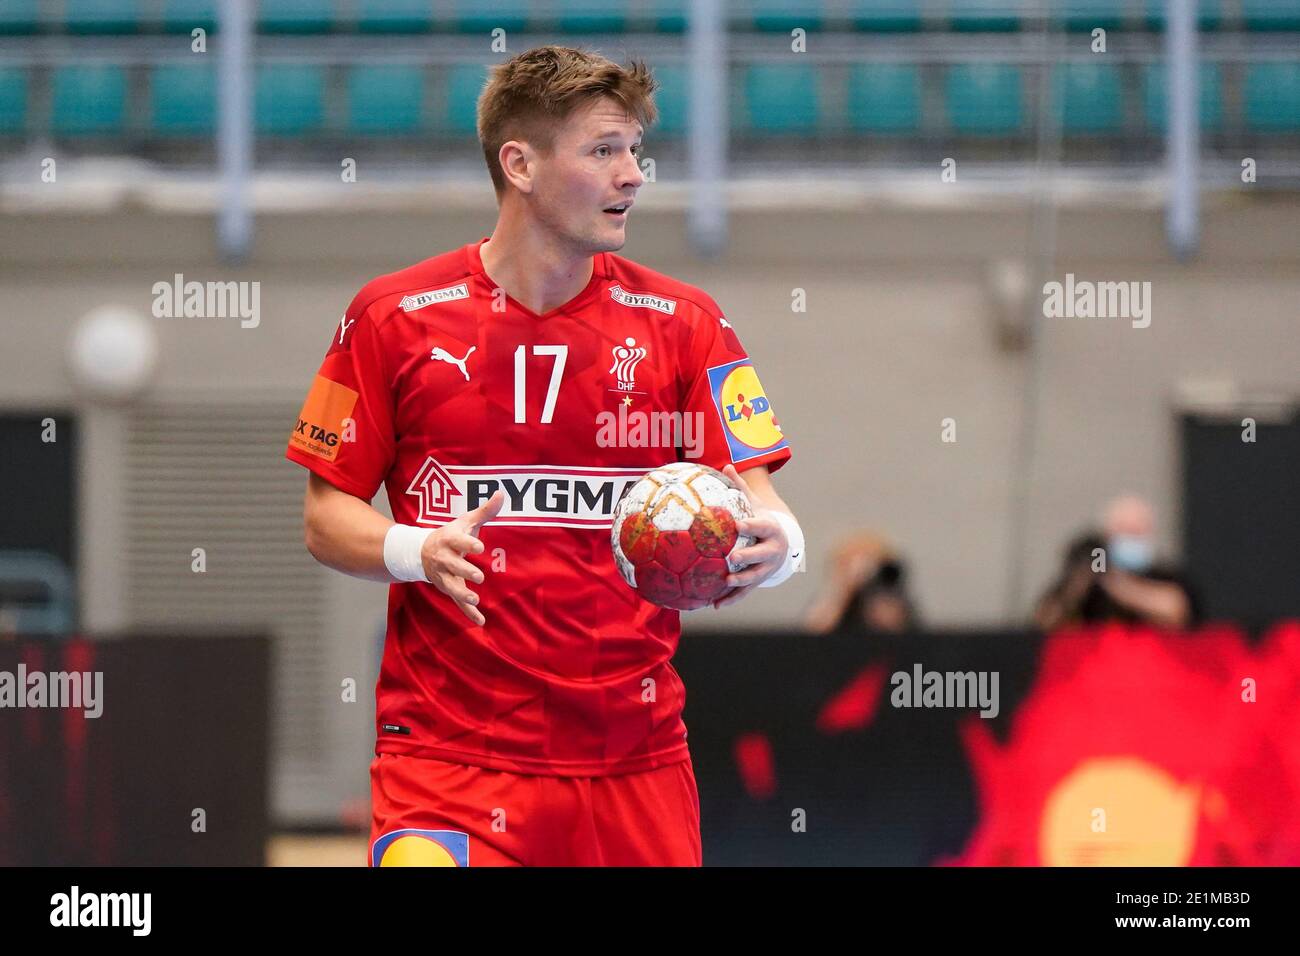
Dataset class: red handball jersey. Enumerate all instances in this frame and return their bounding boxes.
[286,238,791,776]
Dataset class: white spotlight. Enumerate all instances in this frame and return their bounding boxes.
[68,305,159,402]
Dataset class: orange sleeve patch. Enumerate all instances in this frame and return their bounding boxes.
[289,375,359,462]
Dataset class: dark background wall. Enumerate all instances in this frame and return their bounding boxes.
[0,634,269,866]
[1182,413,1300,630]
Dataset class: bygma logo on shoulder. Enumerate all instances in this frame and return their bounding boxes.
[706,359,787,464]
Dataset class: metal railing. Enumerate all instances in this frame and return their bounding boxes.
[1,2,1296,257]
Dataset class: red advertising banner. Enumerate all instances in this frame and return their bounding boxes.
[949,622,1300,866]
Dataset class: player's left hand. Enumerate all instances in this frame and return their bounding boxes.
[713,464,789,608]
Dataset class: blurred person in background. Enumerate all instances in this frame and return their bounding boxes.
[805,532,919,634]
[1034,494,1201,632]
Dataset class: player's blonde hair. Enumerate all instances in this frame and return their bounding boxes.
[476,45,659,199]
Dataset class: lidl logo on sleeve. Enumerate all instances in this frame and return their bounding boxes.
[706,359,787,462]
[289,374,358,462]
[371,829,469,867]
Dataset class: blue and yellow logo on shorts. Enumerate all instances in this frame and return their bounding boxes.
[371,829,469,867]
[707,359,788,463]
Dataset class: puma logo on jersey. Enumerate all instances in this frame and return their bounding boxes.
[430,345,475,381]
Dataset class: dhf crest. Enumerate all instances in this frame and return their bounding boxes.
[609,337,647,391]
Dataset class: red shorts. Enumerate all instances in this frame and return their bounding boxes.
[369,752,702,867]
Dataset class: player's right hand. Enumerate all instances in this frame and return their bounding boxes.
[420,490,505,626]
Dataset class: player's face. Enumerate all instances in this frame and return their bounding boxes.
[531,97,644,255]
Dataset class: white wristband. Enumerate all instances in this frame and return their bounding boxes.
[384,523,435,583]
[757,510,805,589]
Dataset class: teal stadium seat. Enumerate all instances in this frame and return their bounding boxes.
[162,0,217,33]
[150,62,216,135]
[847,63,921,133]
[1243,62,1300,131]
[945,63,1022,134]
[651,64,687,136]
[1143,0,1222,30]
[0,0,38,34]
[751,0,824,33]
[348,64,424,134]
[1056,0,1124,32]
[444,63,488,135]
[742,64,820,135]
[453,0,528,33]
[558,0,628,33]
[648,0,687,32]
[255,63,325,134]
[259,0,336,34]
[53,64,128,135]
[1142,63,1223,132]
[1056,62,1122,134]
[66,0,140,34]
[948,0,1022,32]
[1242,0,1300,30]
[0,68,29,133]
[357,0,432,33]
[850,0,922,31]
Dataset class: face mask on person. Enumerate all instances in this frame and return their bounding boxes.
[1109,535,1154,572]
